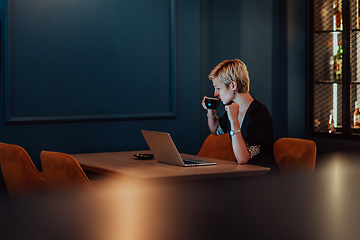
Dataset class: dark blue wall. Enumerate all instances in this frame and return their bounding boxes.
[0,0,307,174]
[199,0,307,140]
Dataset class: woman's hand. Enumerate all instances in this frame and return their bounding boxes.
[202,96,219,135]
[202,96,208,110]
[202,96,217,118]
[225,102,239,124]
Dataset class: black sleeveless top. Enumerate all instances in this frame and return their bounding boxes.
[219,99,279,175]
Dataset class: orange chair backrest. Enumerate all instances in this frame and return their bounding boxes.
[0,142,46,198]
[40,151,93,192]
[197,133,236,162]
[274,138,317,174]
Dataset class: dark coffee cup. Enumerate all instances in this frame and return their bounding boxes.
[204,97,220,109]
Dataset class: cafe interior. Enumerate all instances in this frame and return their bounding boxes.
[1,0,360,239]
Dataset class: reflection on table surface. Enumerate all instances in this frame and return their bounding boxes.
[1,152,360,240]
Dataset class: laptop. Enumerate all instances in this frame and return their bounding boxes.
[141,130,217,167]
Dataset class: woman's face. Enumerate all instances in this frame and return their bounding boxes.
[212,76,234,105]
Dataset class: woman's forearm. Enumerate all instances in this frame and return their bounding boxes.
[230,121,250,164]
[207,109,219,134]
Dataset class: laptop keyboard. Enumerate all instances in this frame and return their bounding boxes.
[183,160,199,166]
[183,158,210,165]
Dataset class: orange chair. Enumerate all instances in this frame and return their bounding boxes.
[197,133,236,162]
[0,142,47,198]
[274,138,317,175]
[40,151,94,192]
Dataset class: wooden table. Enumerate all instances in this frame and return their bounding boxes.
[71,150,270,181]
[4,152,360,240]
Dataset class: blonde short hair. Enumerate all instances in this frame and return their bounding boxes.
[208,59,250,93]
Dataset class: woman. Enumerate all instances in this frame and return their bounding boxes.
[202,59,279,174]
